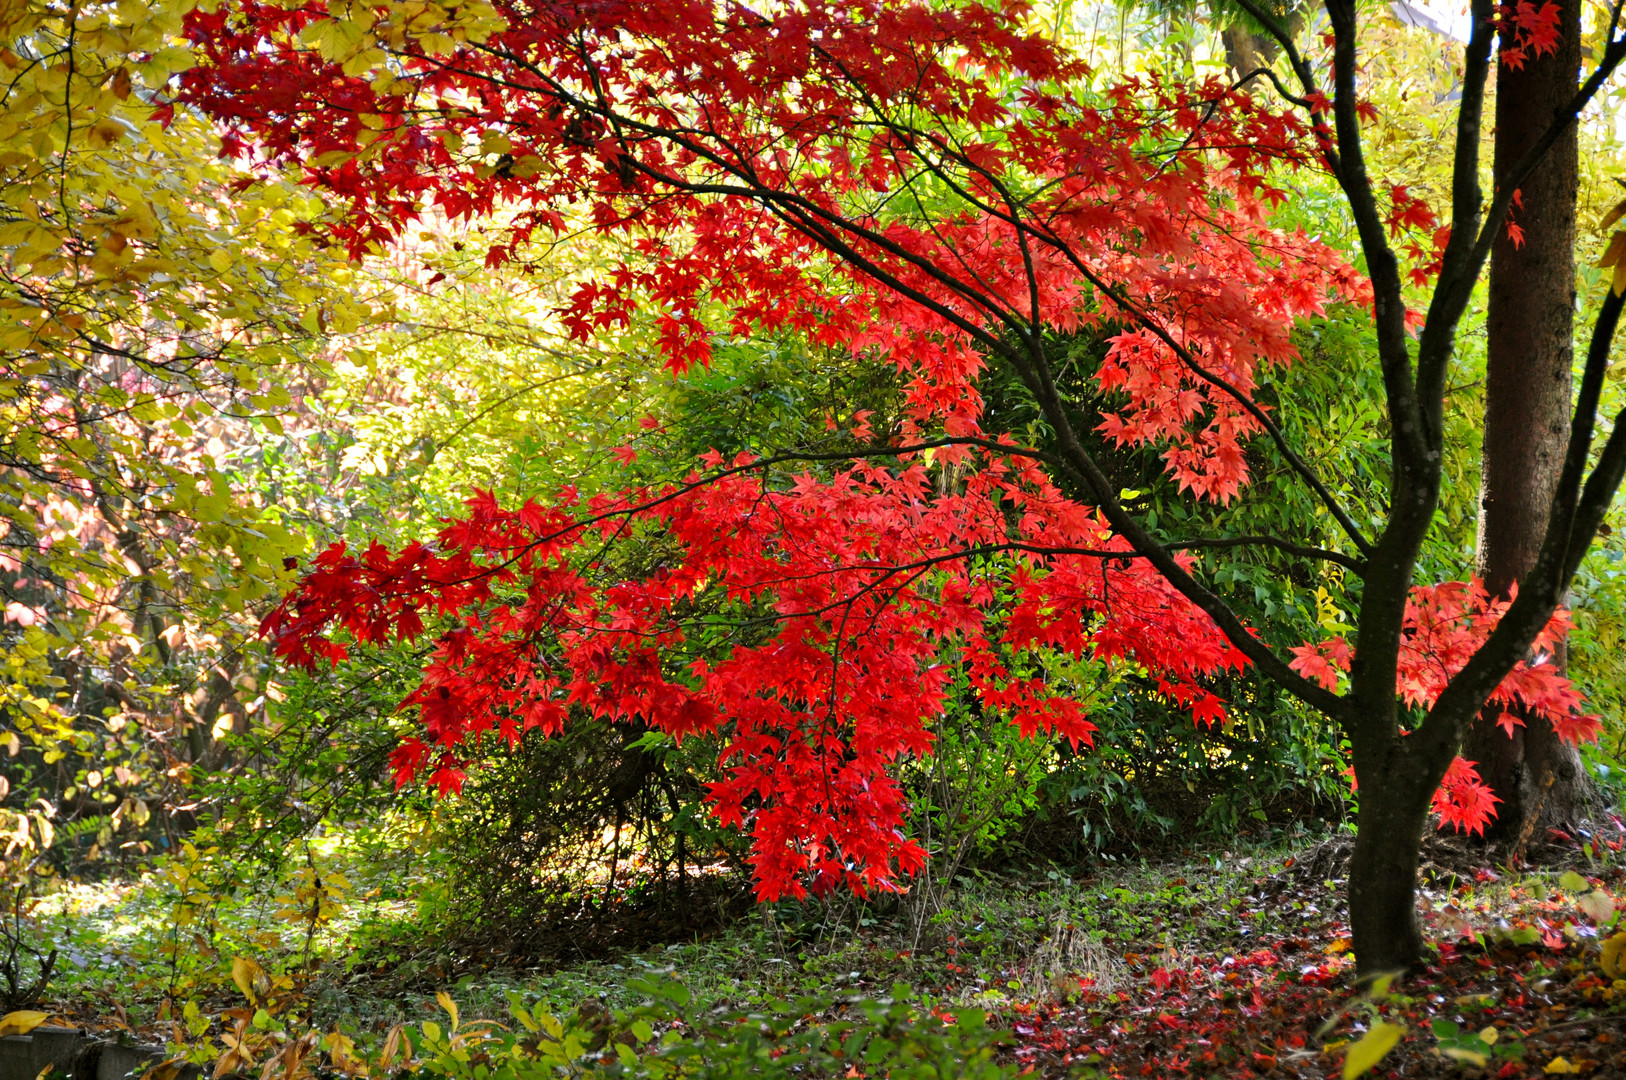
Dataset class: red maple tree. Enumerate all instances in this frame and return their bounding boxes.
[182,0,1626,972]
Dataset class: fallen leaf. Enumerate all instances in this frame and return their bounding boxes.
[1602,932,1626,978]
[0,1012,49,1037]
[144,1060,186,1080]
[1580,890,1615,926]
[1344,1021,1405,1079]
[1440,1046,1487,1067]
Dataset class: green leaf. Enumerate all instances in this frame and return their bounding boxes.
[1344,1021,1405,1079]
[507,995,535,1033]
[1559,871,1591,893]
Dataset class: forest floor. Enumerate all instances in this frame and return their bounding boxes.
[24,821,1626,1079]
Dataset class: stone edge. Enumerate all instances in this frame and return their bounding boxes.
[0,1026,199,1080]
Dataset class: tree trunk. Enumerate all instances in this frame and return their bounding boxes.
[1221,25,1271,79]
[1348,742,1441,976]
[1463,0,1590,840]
[1218,7,1306,84]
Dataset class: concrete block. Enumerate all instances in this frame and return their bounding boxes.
[0,1026,85,1080]
[90,1042,168,1080]
[0,1027,191,1080]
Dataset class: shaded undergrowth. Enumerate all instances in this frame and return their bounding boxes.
[18,818,1626,1077]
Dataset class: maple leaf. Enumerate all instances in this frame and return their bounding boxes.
[1433,757,1499,836]
[1496,1,1564,70]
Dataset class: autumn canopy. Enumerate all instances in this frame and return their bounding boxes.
[167,0,1626,971]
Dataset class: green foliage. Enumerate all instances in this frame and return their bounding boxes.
[481,975,1011,1079]
[1043,669,1348,851]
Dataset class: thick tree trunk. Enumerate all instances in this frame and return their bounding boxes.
[1218,6,1305,84]
[1348,758,1435,976]
[1463,0,1590,840]
[1221,25,1272,78]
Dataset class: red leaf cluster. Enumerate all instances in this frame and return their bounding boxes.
[1496,0,1564,70]
[264,450,1254,899]
[179,0,1372,503]
[1290,580,1597,835]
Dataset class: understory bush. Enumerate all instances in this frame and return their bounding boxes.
[423,721,750,960]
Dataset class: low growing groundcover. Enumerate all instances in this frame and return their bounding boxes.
[11,825,1626,1078]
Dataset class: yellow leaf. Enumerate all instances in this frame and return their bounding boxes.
[0,1011,49,1037]
[1440,1046,1487,1066]
[230,956,266,1005]
[1545,1057,1581,1074]
[325,1032,365,1076]
[377,1024,406,1071]
[1343,1021,1405,1080]
[436,992,459,1032]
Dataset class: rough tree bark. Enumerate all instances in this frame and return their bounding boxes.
[1463,0,1593,841]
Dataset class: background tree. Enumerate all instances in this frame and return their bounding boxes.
[0,0,396,899]
[1462,0,1591,841]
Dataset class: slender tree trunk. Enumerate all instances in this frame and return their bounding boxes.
[1463,0,1590,839]
[1348,764,1434,975]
